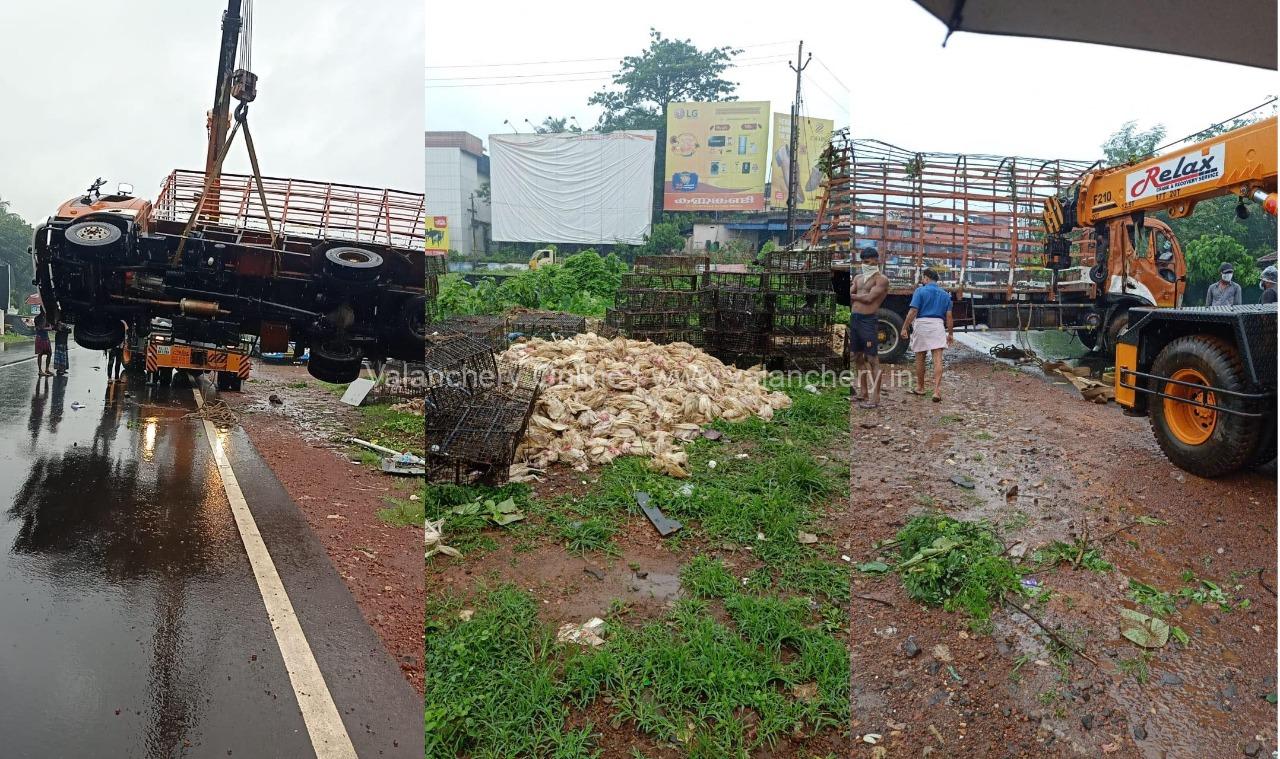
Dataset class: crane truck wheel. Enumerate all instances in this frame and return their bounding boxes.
[1099,310,1131,354]
[307,341,364,384]
[876,308,907,363]
[73,319,125,351]
[1148,335,1261,478]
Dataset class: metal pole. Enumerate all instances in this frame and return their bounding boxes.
[786,41,811,247]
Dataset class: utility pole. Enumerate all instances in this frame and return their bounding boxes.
[786,40,811,247]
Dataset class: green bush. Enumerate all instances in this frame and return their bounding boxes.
[435,249,627,317]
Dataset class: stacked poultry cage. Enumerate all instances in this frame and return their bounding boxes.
[425,332,542,486]
[425,254,446,324]
[430,314,508,351]
[605,255,710,346]
[508,309,588,340]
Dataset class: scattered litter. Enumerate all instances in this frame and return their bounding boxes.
[508,463,545,483]
[862,733,882,745]
[840,554,852,562]
[932,644,953,662]
[556,617,606,647]
[268,393,284,405]
[325,514,346,520]
[792,682,819,702]
[677,484,695,497]
[425,519,461,558]
[797,531,818,544]
[804,384,819,394]
[351,437,426,476]
[458,610,474,622]
[856,561,890,574]
[339,378,377,407]
[1020,578,1039,589]
[950,474,976,489]
[707,459,718,470]
[701,429,724,441]
[635,491,682,536]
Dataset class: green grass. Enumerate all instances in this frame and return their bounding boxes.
[355,403,423,455]
[286,380,310,389]
[557,516,618,556]
[1128,579,1177,617]
[377,484,425,527]
[2,332,32,344]
[681,555,738,599]
[1033,539,1114,573]
[892,514,1025,620]
[426,482,533,557]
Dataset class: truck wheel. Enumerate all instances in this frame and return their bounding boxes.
[74,320,125,351]
[230,374,244,392]
[876,308,907,363]
[158,367,174,386]
[397,294,429,344]
[216,371,233,392]
[323,246,384,283]
[1098,309,1130,355]
[307,341,363,384]
[1248,418,1276,469]
[64,220,122,249]
[1148,335,1261,478]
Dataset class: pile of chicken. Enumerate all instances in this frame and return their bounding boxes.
[503,334,791,478]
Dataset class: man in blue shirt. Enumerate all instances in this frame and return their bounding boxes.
[900,268,953,402]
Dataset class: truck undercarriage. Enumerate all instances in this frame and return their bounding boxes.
[32,171,427,383]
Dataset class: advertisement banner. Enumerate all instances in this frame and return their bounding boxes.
[663,101,769,211]
[769,113,834,211]
[425,215,450,254]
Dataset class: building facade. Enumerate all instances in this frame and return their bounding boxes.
[425,131,491,256]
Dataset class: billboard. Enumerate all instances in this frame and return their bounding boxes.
[490,131,656,245]
[769,114,834,211]
[663,101,769,211]
[425,215,450,254]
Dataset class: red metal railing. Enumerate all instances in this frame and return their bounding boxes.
[153,170,426,252]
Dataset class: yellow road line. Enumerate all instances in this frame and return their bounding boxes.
[193,389,358,759]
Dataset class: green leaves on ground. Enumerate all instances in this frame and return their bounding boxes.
[451,497,525,526]
[893,515,1024,620]
[1033,539,1113,573]
[1118,607,1171,648]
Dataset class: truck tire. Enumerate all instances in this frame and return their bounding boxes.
[323,246,384,283]
[307,341,363,384]
[63,220,123,249]
[1098,308,1130,356]
[1248,416,1276,469]
[158,367,174,386]
[1148,335,1262,478]
[74,320,125,351]
[876,308,907,363]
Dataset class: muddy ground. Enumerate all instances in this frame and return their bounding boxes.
[223,362,425,693]
[847,344,1276,758]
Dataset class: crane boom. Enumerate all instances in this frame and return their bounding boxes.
[1044,116,1277,235]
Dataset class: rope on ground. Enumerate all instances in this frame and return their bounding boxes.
[184,398,240,428]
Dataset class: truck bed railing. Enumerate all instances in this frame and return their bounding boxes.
[153,170,426,252]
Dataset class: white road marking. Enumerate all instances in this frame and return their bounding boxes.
[193,389,358,759]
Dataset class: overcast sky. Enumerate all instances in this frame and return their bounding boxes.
[0,0,423,224]
[427,0,1273,167]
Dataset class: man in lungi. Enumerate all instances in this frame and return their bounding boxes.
[900,268,953,402]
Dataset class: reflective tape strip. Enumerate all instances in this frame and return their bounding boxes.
[238,359,252,378]
[145,345,157,373]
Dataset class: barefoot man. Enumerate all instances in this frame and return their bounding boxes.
[901,268,953,402]
[849,247,889,408]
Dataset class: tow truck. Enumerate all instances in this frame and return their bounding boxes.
[28,0,426,384]
[1043,117,1277,476]
[123,318,252,391]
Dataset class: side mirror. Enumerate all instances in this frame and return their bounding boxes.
[117,182,134,196]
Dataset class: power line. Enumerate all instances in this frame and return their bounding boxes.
[811,56,848,92]
[425,57,797,89]
[425,54,791,83]
[425,39,797,70]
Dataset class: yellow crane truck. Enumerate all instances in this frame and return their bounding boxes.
[1043,117,1277,476]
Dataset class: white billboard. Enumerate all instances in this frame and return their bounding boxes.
[489,131,656,245]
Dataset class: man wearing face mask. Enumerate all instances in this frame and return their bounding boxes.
[1206,262,1242,306]
[1259,264,1276,304]
[849,247,889,408]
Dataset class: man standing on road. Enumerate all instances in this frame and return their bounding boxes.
[849,247,889,409]
[1261,265,1277,304]
[901,268,953,402]
[1206,262,1243,306]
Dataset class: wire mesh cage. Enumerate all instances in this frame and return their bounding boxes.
[764,249,835,272]
[765,271,834,293]
[427,454,509,487]
[493,359,544,406]
[426,392,536,466]
[706,330,767,355]
[508,310,588,339]
[771,290,836,313]
[611,289,712,312]
[713,309,772,333]
[618,273,703,292]
[707,271,767,291]
[605,309,705,331]
[633,255,712,274]
[625,328,706,347]
[425,254,448,275]
[431,315,508,351]
[771,311,834,335]
[765,333,834,354]
[426,273,439,300]
[714,289,771,313]
[425,334,499,411]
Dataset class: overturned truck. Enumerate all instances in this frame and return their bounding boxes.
[31,171,427,383]
[817,135,1187,361]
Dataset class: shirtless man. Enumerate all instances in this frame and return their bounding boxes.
[849,247,889,408]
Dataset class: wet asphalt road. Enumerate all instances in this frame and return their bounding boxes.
[0,345,419,758]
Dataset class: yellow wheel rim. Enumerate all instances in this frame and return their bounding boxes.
[1163,368,1216,446]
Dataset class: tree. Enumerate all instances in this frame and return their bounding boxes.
[533,117,583,134]
[0,197,35,309]
[589,29,741,132]
[1100,121,1166,167]
[1184,234,1260,303]
[637,222,686,255]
